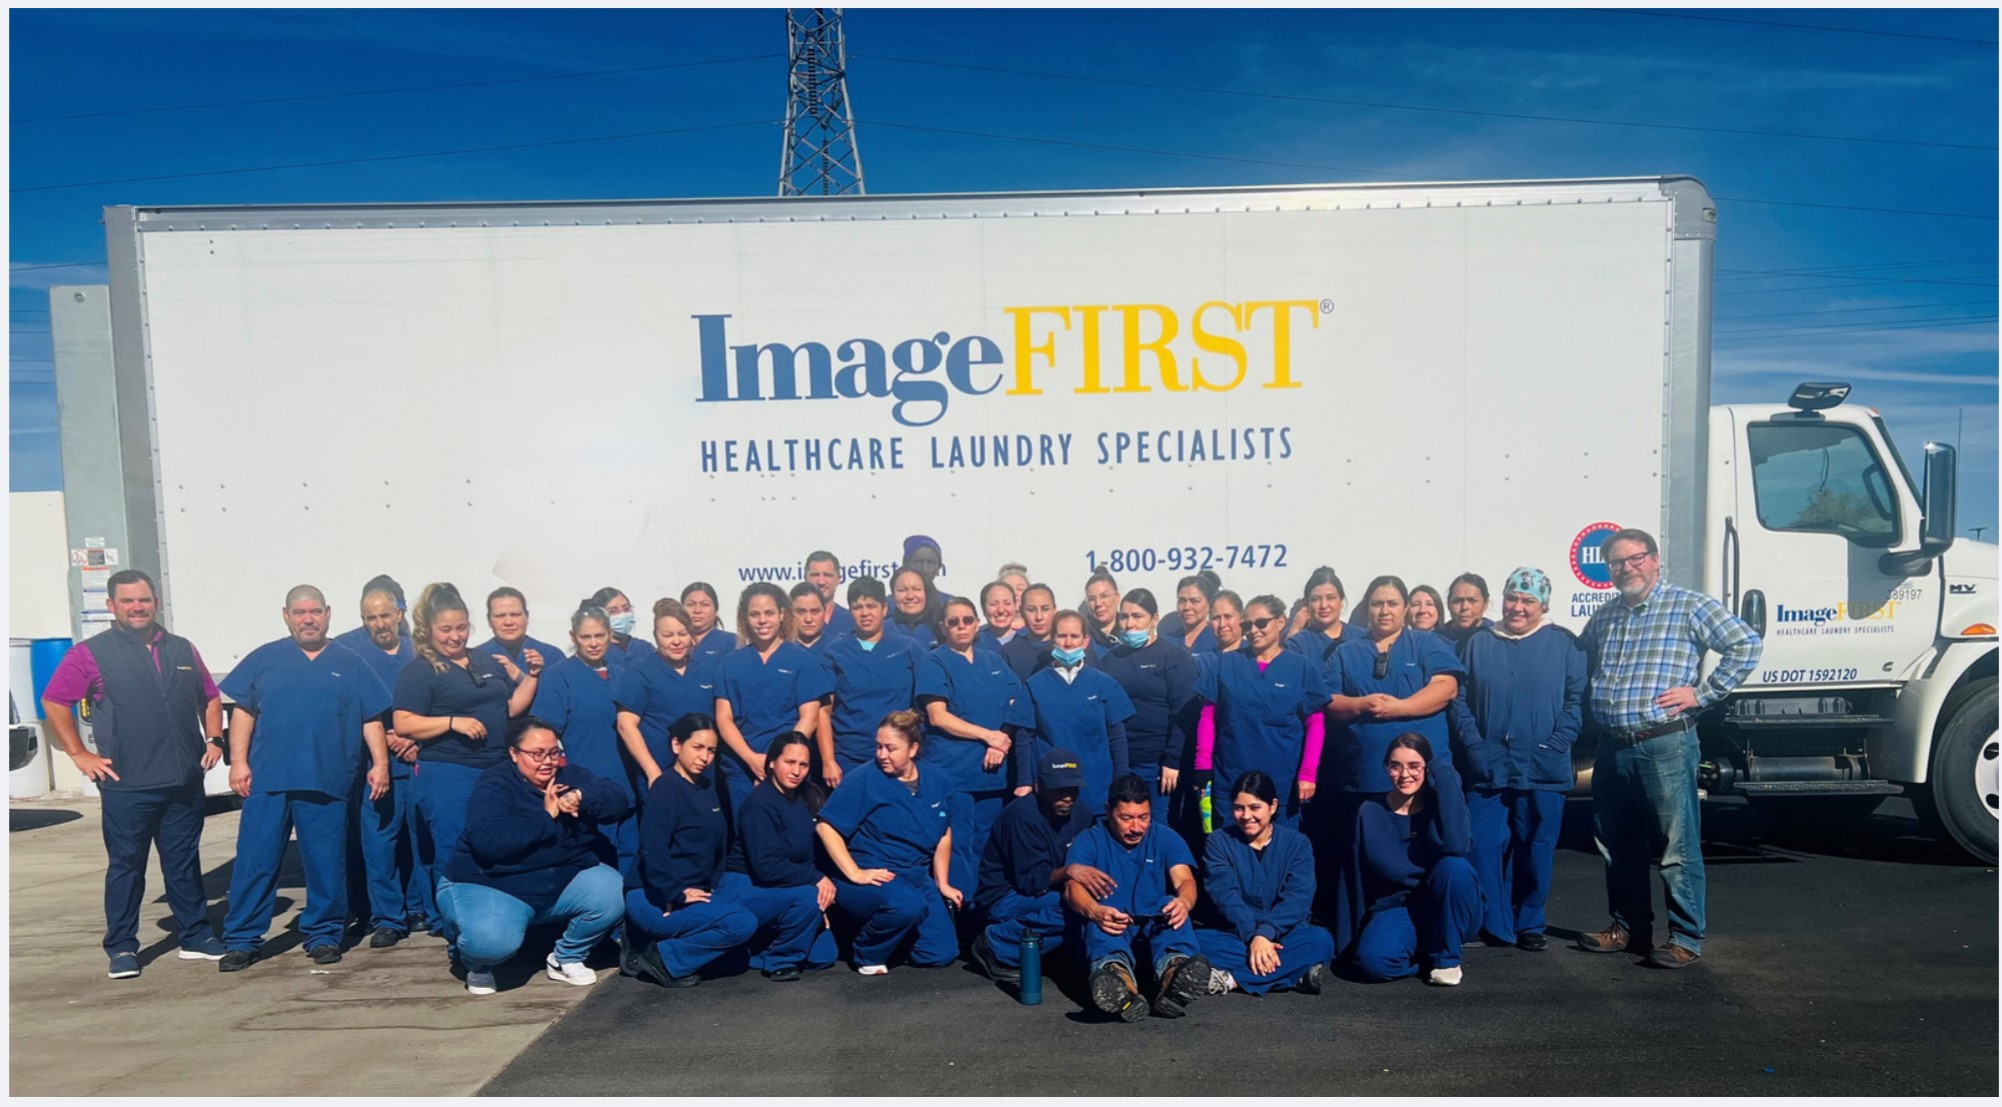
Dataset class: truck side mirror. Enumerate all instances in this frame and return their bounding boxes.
[1881,442,1957,577]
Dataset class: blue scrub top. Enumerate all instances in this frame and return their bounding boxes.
[974,626,1019,654]
[474,634,568,674]
[1067,819,1195,919]
[1180,622,1219,656]
[824,602,856,637]
[817,762,955,873]
[886,616,938,651]
[819,634,922,769]
[1328,628,1465,793]
[999,635,1055,682]
[221,638,392,798]
[915,646,1033,794]
[1195,650,1330,800]
[1283,625,1352,684]
[610,652,718,788]
[392,650,518,769]
[1022,666,1135,810]
[691,626,738,666]
[717,641,837,776]
[530,655,632,803]
[332,626,414,779]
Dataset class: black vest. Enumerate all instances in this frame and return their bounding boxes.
[81,626,206,792]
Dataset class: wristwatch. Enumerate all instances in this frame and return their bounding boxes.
[207,736,226,749]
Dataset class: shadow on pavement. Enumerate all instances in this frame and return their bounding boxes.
[10,809,82,832]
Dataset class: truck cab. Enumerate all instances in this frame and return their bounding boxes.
[1702,382,1998,861]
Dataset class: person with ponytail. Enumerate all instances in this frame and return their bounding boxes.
[530,604,638,873]
[680,582,737,665]
[1192,595,1331,829]
[1283,567,1353,684]
[585,586,647,664]
[717,731,838,980]
[917,596,1034,899]
[1197,771,1333,996]
[614,598,721,797]
[392,583,541,940]
[1017,611,1136,816]
[1097,591,1196,824]
[1172,572,1221,655]
[714,583,832,818]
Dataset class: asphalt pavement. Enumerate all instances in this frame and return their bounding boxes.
[482,796,1996,1097]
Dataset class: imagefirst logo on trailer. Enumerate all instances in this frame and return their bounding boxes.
[691,299,1328,428]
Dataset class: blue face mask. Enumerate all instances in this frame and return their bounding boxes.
[857,637,878,652]
[608,611,636,637]
[1119,629,1151,649]
[1052,646,1086,666]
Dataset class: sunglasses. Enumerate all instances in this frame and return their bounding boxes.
[1246,616,1282,632]
[944,615,979,628]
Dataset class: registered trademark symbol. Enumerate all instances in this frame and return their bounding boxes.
[1319,299,1335,314]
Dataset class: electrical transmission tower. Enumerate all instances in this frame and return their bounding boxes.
[778,8,864,196]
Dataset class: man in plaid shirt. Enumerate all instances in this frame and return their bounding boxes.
[1577,528,1760,969]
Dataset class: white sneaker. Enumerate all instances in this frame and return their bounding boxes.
[856,964,889,976]
[545,953,597,986]
[465,969,497,995]
[1205,967,1237,995]
[1426,965,1463,987]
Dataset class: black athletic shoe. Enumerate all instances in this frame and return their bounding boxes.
[1088,961,1149,1023]
[617,927,642,978]
[763,967,803,983]
[1516,932,1549,953]
[968,931,1021,985]
[308,945,343,965]
[1296,961,1328,995]
[368,927,406,949]
[218,950,254,973]
[634,941,699,988]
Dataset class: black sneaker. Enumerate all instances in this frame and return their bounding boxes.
[1516,932,1549,953]
[368,927,405,949]
[968,931,1021,985]
[1296,961,1328,995]
[1088,961,1149,1023]
[406,913,431,935]
[307,945,343,965]
[763,966,803,983]
[218,950,254,973]
[634,940,699,988]
[617,927,642,978]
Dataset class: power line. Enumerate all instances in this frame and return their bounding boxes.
[1710,195,1997,221]
[854,53,1993,152]
[1717,299,1998,322]
[9,261,104,271]
[1715,316,1997,341]
[1717,310,1995,334]
[1719,276,1998,296]
[1589,8,1997,46]
[11,120,778,193]
[11,55,781,124]
[1718,258,1996,280]
[1717,267,1998,290]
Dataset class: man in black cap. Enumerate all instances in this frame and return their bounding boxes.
[968,748,1109,985]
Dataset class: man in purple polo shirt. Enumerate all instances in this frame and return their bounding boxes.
[41,569,228,979]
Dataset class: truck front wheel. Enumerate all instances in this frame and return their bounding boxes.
[1917,676,1998,864]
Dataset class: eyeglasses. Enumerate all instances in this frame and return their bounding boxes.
[1605,551,1654,572]
[513,746,564,762]
[944,615,979,628]
[1246,616,1282,632]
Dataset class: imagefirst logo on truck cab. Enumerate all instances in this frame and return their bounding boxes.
[693,300,1327,428]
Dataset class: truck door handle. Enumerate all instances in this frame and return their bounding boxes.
[1741,589,1767,637]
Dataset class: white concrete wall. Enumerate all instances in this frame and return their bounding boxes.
[11,491,72,639]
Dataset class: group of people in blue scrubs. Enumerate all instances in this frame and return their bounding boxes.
[202,545,1588,1015]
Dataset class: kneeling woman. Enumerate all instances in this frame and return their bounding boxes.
[815,711,964,974]
[1199,771,1334,995]
[624,714,760,987]
[718,732,839,980]
[1333,735,1480,987]
[440,717,630,996]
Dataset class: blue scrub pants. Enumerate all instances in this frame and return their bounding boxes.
[947,791,1004,903]
[99,783,212,955]
[1197,923,1335,995]
[982,890,1066,970]
[413,760,484,933]
[442,864,624,971]
[1467,787,1565,943]
[624,887,758,977]
[831,868,958,968]
[223,789,350,951]
[714,871,836,972]
[1132,761,1172,824]
[1081,909,1202,976]
[1594,729,1705,954]
[357,772,428,932]
[1307,791,1365,920]
[1348,856,1481,981]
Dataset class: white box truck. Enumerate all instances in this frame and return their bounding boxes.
[48,176,1997,859]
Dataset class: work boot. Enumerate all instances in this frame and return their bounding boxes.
[1088,960,1148,1023]
[1647,943,1702,970]
[1576,923,1634,953]
[1152,954,1213,1018]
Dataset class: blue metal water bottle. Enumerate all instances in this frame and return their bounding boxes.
[1019,929,1042,1005]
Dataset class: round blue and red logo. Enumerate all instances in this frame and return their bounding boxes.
[1570,522,1621,589]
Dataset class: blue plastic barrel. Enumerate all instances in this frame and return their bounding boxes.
[28,637,74,717]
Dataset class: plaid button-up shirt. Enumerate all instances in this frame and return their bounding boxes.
[1581,579,1762,734]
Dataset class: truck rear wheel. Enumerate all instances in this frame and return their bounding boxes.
[1746,795,1884,825]
[1918,676,1998,864]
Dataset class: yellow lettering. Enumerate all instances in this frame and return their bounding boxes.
[1117,304,1183,392]
[1190,301,1247,391]
[1003,307,1071,396]
[1243,300,1319,390]
[1073,305,1112,394]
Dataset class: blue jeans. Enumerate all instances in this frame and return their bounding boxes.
[1197,922,1335,995]
[1593,728,1705,953]
[1348,856,1481,981]
[714,871,836,972]
[441,864,625,971]
[982,890,1066,969]
[413,760,484,934]
[99,783,212,955]
[357,774,429,931]
[223,789,349,951]
[1080,904,1201,976]
[1467,788,1566,942]
[830,868,958,968]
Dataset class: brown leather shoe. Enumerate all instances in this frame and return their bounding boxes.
[1577,924,1634,953]
[1647,943,1702,969]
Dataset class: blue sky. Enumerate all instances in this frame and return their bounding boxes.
[10,7,1997,535]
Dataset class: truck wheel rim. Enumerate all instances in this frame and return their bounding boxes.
[1977,731,2000,819]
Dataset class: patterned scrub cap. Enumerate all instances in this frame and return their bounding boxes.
[1504,566,1552,607]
